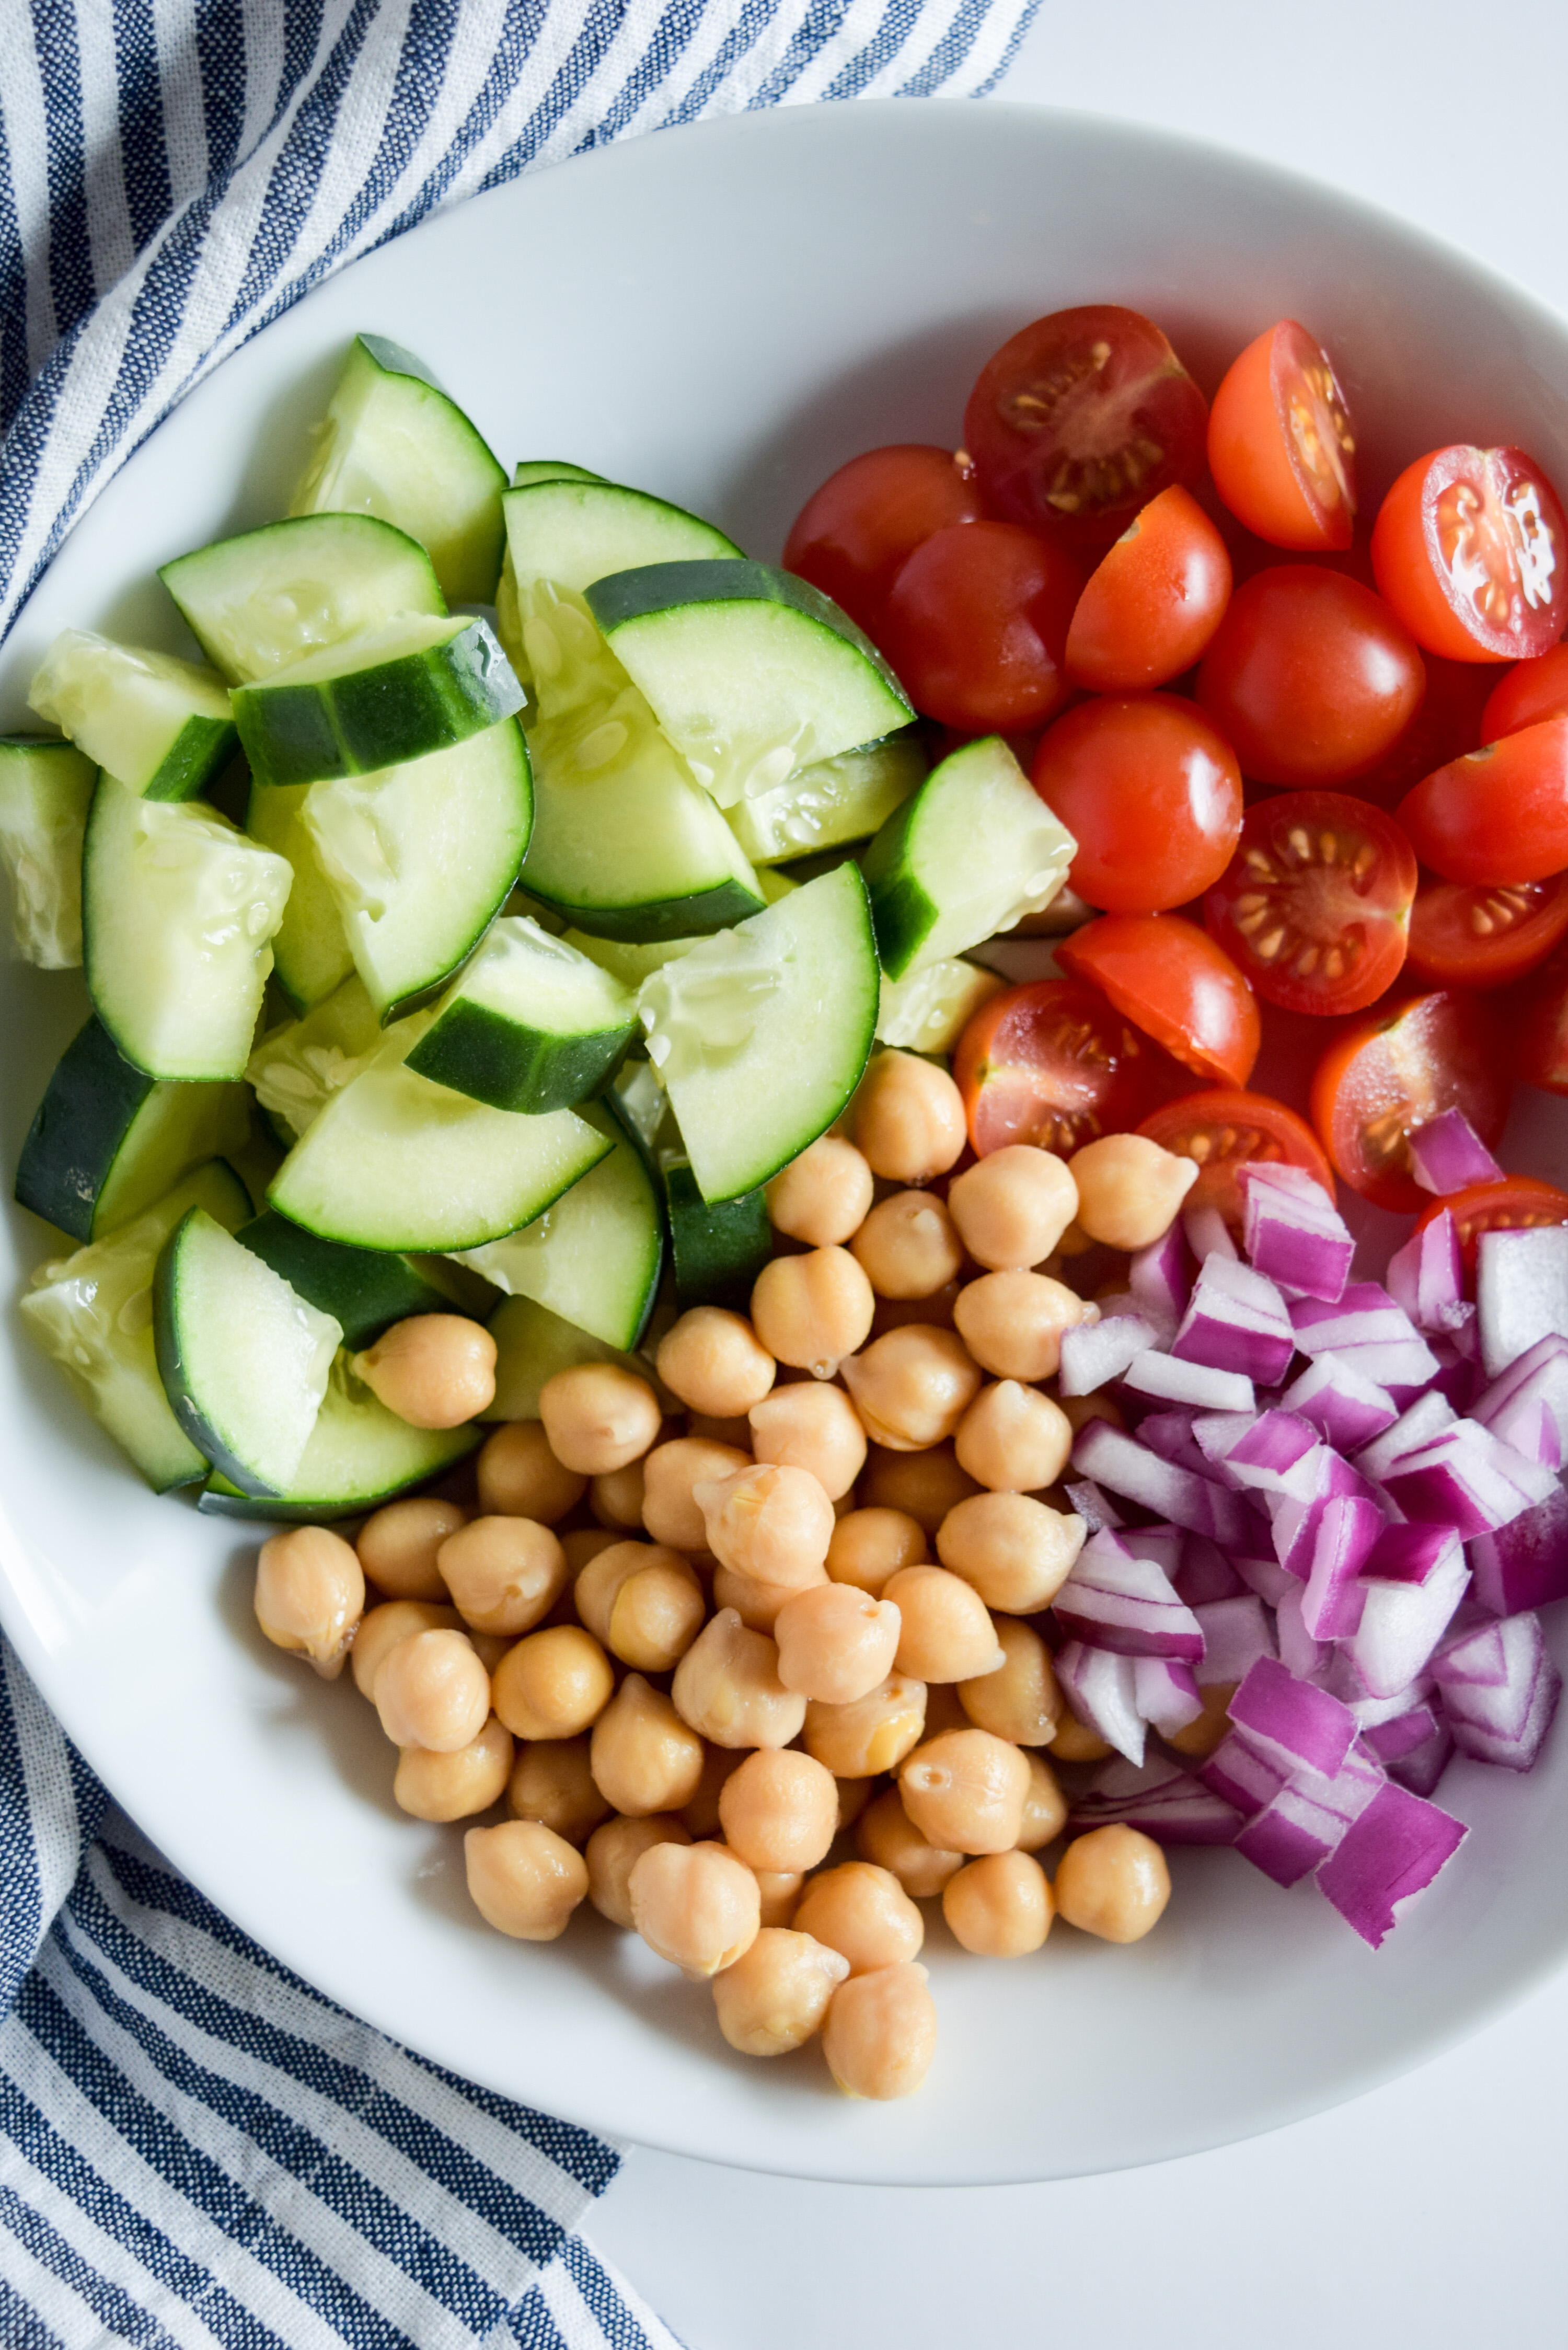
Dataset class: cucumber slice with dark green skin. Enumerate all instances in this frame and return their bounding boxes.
[244,777,356,1012]
[504,479,741,601]
[289,335,507,605]
[198,1352,478,1520]
[405,915,636,1112]
[860,735,1078,981]
[83,778,292,1080]
[0,734,96,967]
[640,861,880,1202]
[27,629,235,801]
[585,561,913,809]
[20,1160,252,1491]
[234,615,523,789]
[245,976,383,1143]
[234,1209,477,1351]
[482,1293,647,1421]
[154,1207,341,1496]
[663,1157,770,1310]
[15,1013,251,1242]
[302,718,533,1021]
[160,514,447,685]
[725,733,925,866]
[512,461,606,488]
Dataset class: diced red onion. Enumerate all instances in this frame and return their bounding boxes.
[1066,1755,1243,1845]
[1194,1407,1323,1497]
[1071,1421,1253,1545]
[1352,1390,1456,1485]
[1124,1350,1255,1413]
[1467,1483,1568,1617]
[1062,1477,1124,1534]
[1386,1208,1472,1337]
[1290,1283,1440,1396]
[1228,1654,1357,1777]
[1058,1311,1157,1397]
[1193,1593,1277,1686]
[1432,1611,1563,1770]
[1269,1449,1386,1584]
[1380,1418,1557,1539]
[1119,1525,1183,1580]
[1347,1522,1470,1699]
[1471,1334,1568,1467]
[1199,1730,1287,1818]
[1301,1494,1386,1640]
[1477,1224,1568,1379]
[1233,1545,1299,1607]
[1275,1582,1329,1678]
[1361,1700,1454,1798]
[1407,1109,1504,1196]
[1134,1655,1204,1736]
[1172,1255,1297,1387]
[1053,1529,1206,1661]
[1173,1532,1247,1605]
[1182,1202,1238,1263]
[1055,1642,1145,1765]
[1315,1781,1468,1948]
[1128,1224,1190,1339]
[1134,1409,1215,1477]
[1233,1786,1353,1886]
[1426,1332,1479,1413]
[1238,1161,1354,1304]
[1283,1353,1398,1453]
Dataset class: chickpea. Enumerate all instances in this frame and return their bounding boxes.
[641,1436,749,1550]
[476,1420,586,1522]
[1068,1134,1199,1251]
[803,1674,927,1778]
[351,1599,461,1700]
[750,1248,874,1378]
[655,1307,776,1419]
[671,1610,806,1750]
[492,1624,614,1741]
[947,1145,1078,1271]
[851,1191,964,1299]
[835,1777,876,1834]
[562,1526,621,1575]
[710,1563,822,1633]
[586,1813,692,1928]
[859,1442,980,1534]
[958,1616,1060,1745]
[590,1674,706,1816]
[718,1748,839,1874]
[774,1583,902,1705]
[826,1506,928,1596]
[351,1314,497,1427]
[794,1862,924,1975]
[254,1526,364,1676]
[765,1136,874,1246]
[356,1498,464,1603]
[899,1728,1031,1854]
[465,1819,588,1940]
[1055,1825,1171,1941]
[712,1927,849,2056]
[538,1362,663,1474]
[822,1963,937,2100]
[1165,1684,1237,1759]
[590,1460,646,1529]
[435,1516,567,1638]
[942,1850,1054,1956]
[952,1269,1097,1381]
[841,1326,982,1452]
[628,1839,761,1977]
[693,1461,835,1588]
[374,1628,490,1752]
[1048,1707,1115,1763]
[883,1565,1004,1684]
[753,1869,804,1929]
[1016,1749,1069,1851]
[937,1490,1086,1614]
[748,1382,866,1500]
[857,1785,963,1899]
[678,1742,744,1839]
[954,1381,1073,1494]
[506,1734,612,1845]
[850,1050,965,1182]
[575,1540,705,1667]
[394,1715,513,1822]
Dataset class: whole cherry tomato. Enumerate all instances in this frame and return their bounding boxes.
[1029,694,1243,913]
[962,305,1209,552]
[1414,1178,1568,1277]
[952,976,1176,1157]
[1062,485,1232,689]
[1406,872,1568,991]
[1309,988,1508,1213]
[1204,790,1417,1016]
[1206,319,1357,552]
[1196,567,1425,786]
[1483,641,1568,739]
[1136,1088,1334,1229]
[782,444,987,638]
[1057,912,1260,1087]
[881,520,1082,732]
[1370,444,1568,662]
[1396,718,1568,885]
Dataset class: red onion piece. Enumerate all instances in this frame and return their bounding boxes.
[1055,1642,1145,1764]
[1380,1419,1557,1539]
[1193,1593,1277,1686]
[1407,1109,1505,1196]
[1468,1483,1568,1617]
[1233,1544,1299,1608]
[1129,1224,1191,1337]
[1362,1700,1455,1798]
[1385,1207,1471,1341]
[1300,1494,1386,1640]
[1199,1730,1287,1818]
[1058,1311,1157,1397]
[1071,1421,1253,1545]
[1290,1283,1440,1397]
[1062,1477,1124,1533]
[1053,1529,1206,1661]
[1133,1655,1204,1736]
[1119,1525,1183,1580]
[1232,1744,1386,1887]
[1238,1161,1354,1304]
[1194,1407,1323,1497]
[1352,1390,1456,1485]
[1124,1350,1255,1413]
[1471,1334,1568,1467]
[1275,1583,1329,1678]
[1348,1522,1471,1699]
[1477,1225,1568,1379]
[1228,1654,1357,1777]
[1133,1409,1215,1477]
[1182,1202,1238,1263]
[1432,1611,1563,1769]
[1173,1532,1247,1606]
[1283,1353,1398,1453]
[1172,1255,1296,1388]
[1067,1755,1243,1845]
[1315,1781,1468,1948]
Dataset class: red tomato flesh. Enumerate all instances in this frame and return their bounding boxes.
[1205,790,1417,1016]
[1309,989,1508,1214]
[953,976,1174,1157]
[882,520,1082,732]
[1063,485,1232,689]
[1509,948,1568,1094]
[1206,319,1357,554]
[1406,871,1568,991]
[1481,641,1568,740]
[1414,1178,1568,1278]
[1196,567,1425,787]
[1396,718,1568,886]
[1342,652,1494,809]
[1029,694,1243,913]
[1137,1088,1334,1230]
[1057,912,1260,1088]
[781,444,987,638]
[1370,445,1568,663]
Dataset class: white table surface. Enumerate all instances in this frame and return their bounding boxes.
[586,6,1568,2342]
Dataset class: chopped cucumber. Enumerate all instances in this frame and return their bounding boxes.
[302,719,532,1021]
[725,733,925,866]
[453,1098,662,1351]
[289,335,506,605]
[21,1161,252,1491]
[198,1350,478,1520]
[246,977,383,1144]
[638,861,879,1202]
[16,1013,251,1243]
[235,614,522,789]
[160,514,446,684]
[876,957,1006,1053]
[504,477,740,601]
[0,734,96,966]
[82,779,292,1080]
[663,1158,770,1310]
[513,461,606,488]
[235,1208,478,1351]
[585,560,913,810]
[563,929,702,988]
[27,628,235,801]
[406,915,635,1113]
[154,1207,341,1496]
[244,778,355,1011]
[861,735,1077,980]
[483,1293,647,1422]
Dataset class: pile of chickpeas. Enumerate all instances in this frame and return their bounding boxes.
[253,1047,1205,2101]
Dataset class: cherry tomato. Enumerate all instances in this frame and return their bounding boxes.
[1063,486,1232,689]
[1204,790,1416,1017]
[1414,1178,1568,1277]
[1406,872,1568,990]
[1029,694,1242,913]
[1136,1088,1334,1229]
[881,520,1082,732]
[1370,445,1568,663]
[962,305,1209,552]
[1509,947,1568,1092]
[1309,989,1507,1213]
[1196,567,1424,787]
[1057,912,1260,1088]
[1341,652,1493,809]
[1396,718,1568,885]
[1481,641,1568,739]
[952,976,1174,1157]
[1206,319,1358,554]
[781,444,987,638]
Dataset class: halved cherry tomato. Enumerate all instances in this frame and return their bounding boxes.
[1370,445,1568,662]
[1062,485,1232,689]
[1029,694,1242,913]
[963,305,1209,552]
[1342,652,1493,809]
[1509,947,1568,1093]
[1057,912,1260,1087]
[1396,718,1568,885]
[1413,1178,1568,1278]
[1195,568,1424,787]
[1481,641,1568,740]
[782,444,987,638]
[1309,989,1507,1213]
[952,976,1175,1157]
[1204,791,1416,1016]
[1206,319,1357,553]
[1406,871,1568,990]
[881,520,1083,732]
[1136,1088,1334,1229]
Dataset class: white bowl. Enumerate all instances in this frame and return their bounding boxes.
[4,99,1568,2187]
